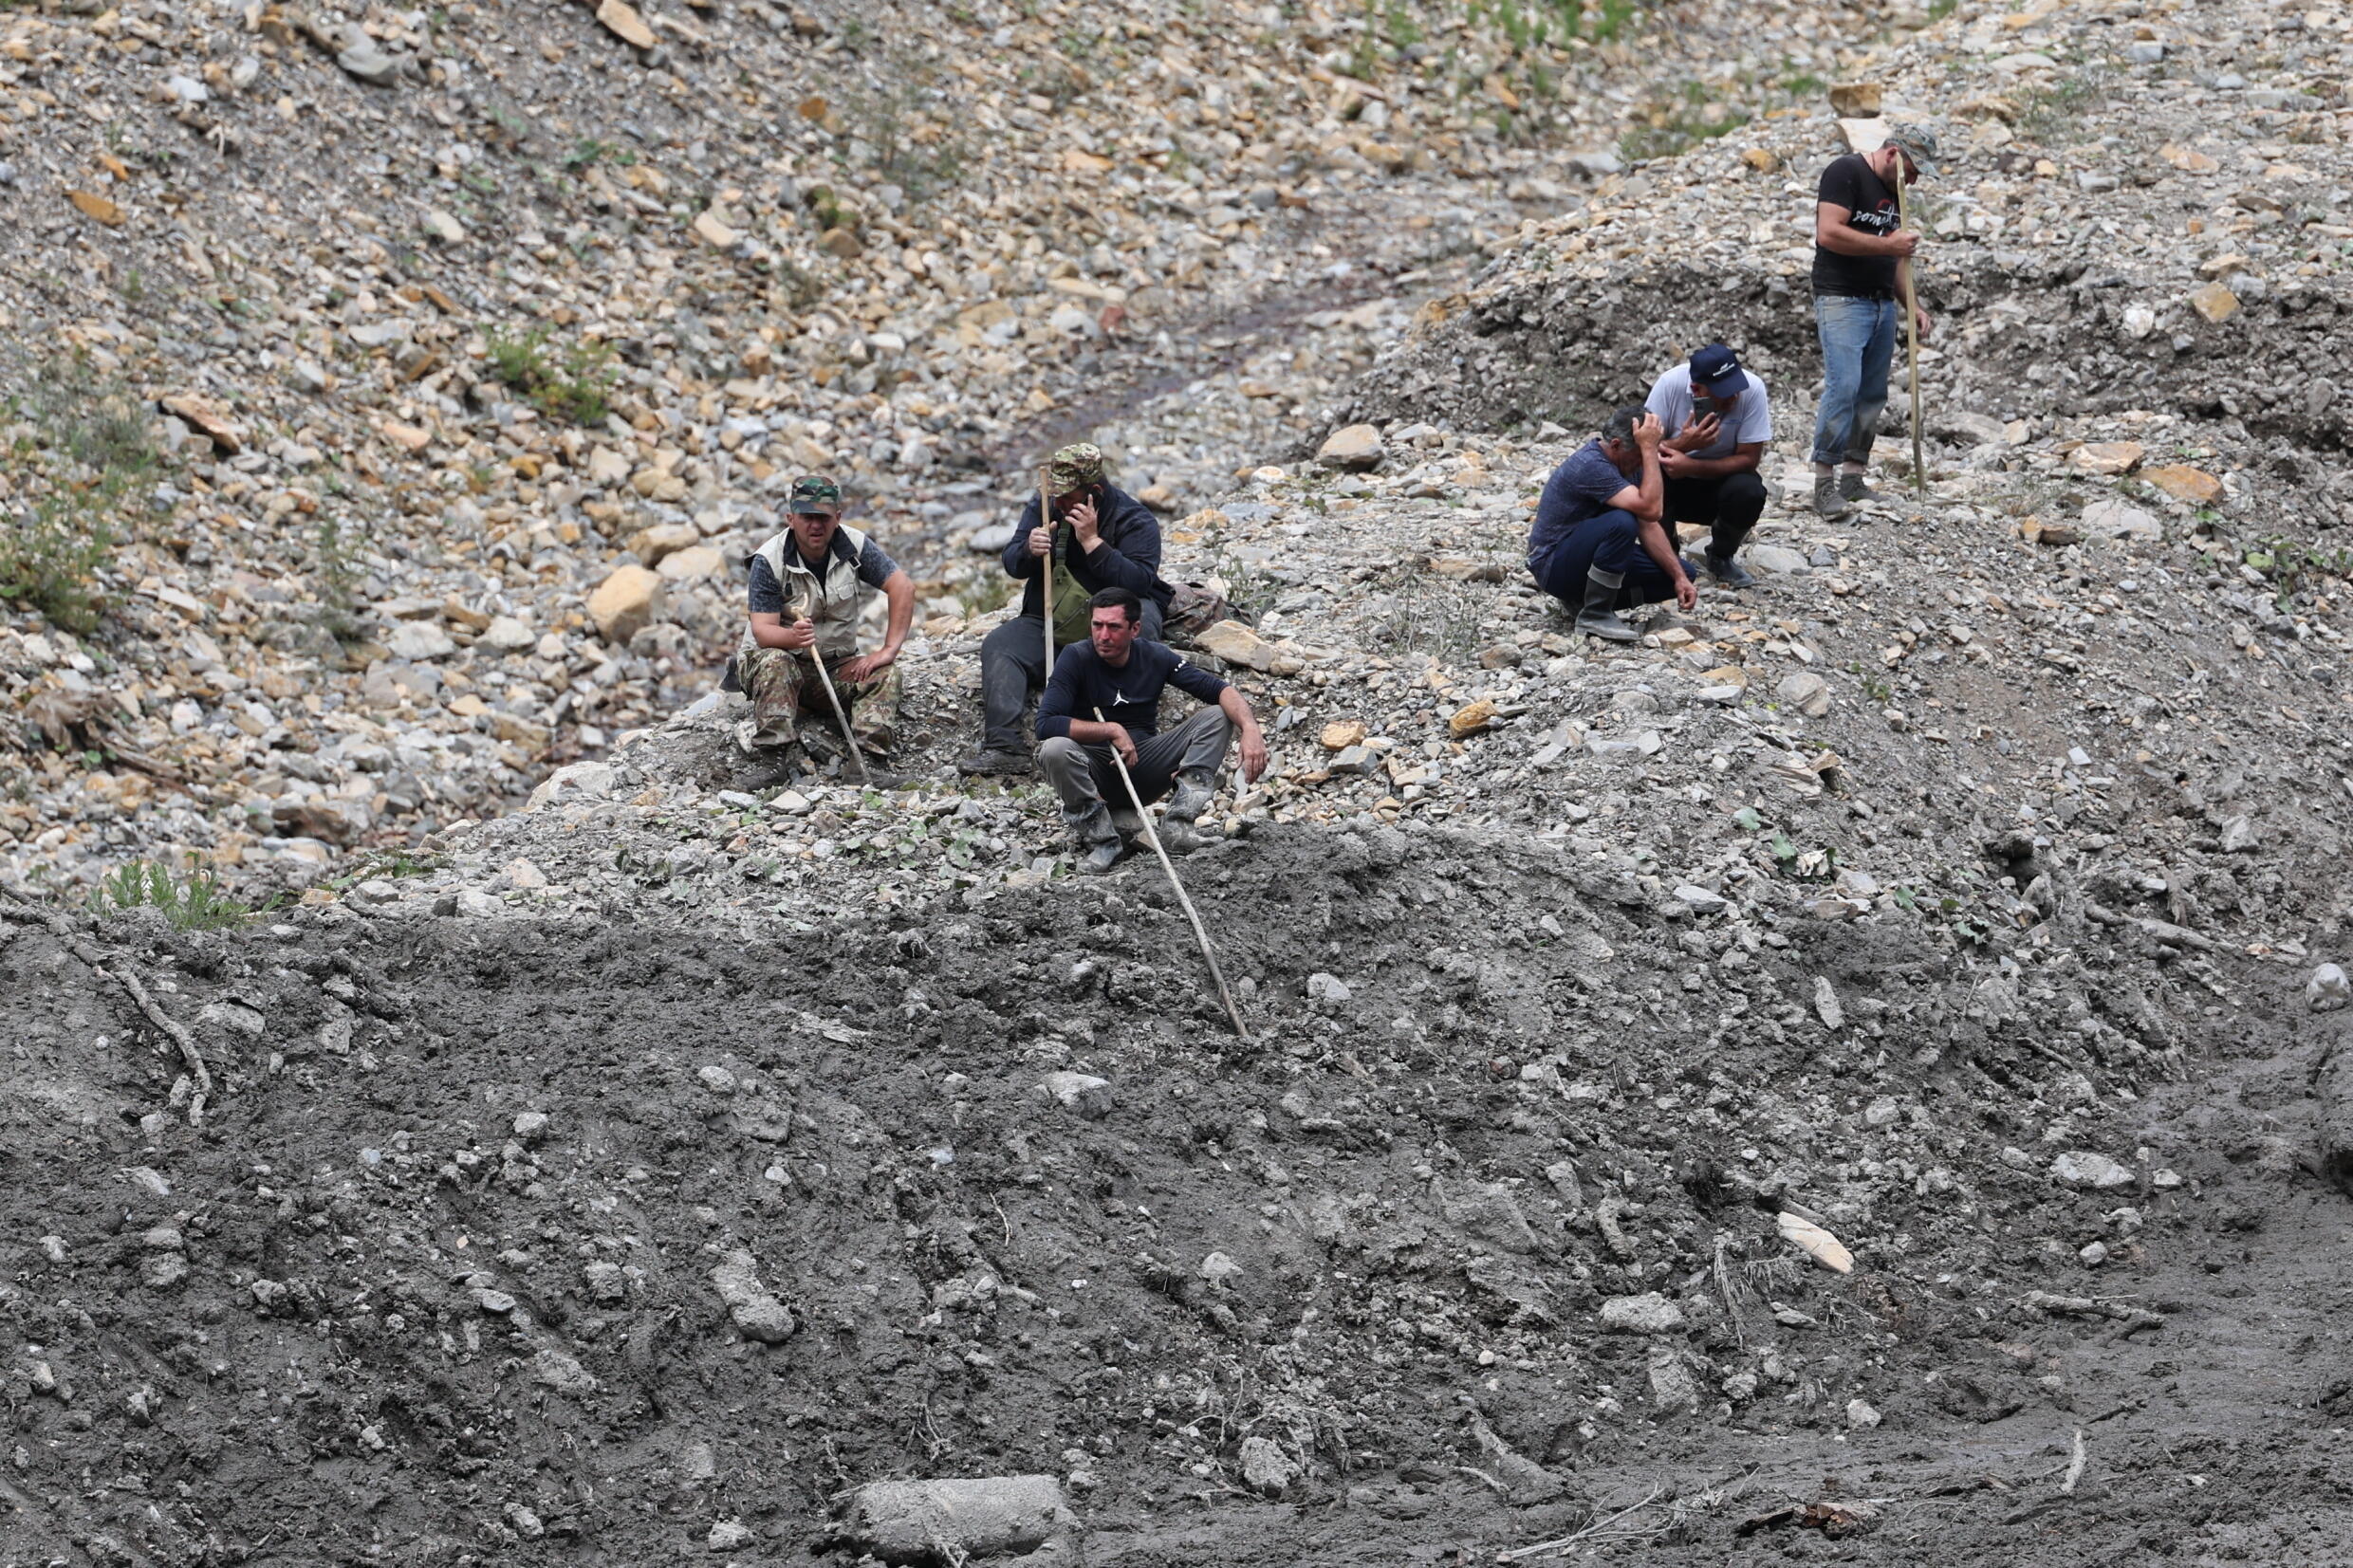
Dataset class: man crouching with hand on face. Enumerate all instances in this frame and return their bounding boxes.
[1036,587,1269,874]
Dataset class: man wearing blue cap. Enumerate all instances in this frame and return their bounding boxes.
[1644,341,1771,589]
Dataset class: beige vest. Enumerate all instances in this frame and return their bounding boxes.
[746,524,873,659]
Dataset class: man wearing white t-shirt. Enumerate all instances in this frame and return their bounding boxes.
[1643,342,1770,590]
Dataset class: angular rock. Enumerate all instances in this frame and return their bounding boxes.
[2068,441,2143,477]
[1777,1211,1854,1274]
[2309,963,2349,1013]
[1599,1292,1684,1335]
[2144,464,2223,506]
[1239,1435,1298,1496]
[1777,671,1831,717]
[709,1249,796,1343]
[1315,424,1385,471]
[588,565,664,643]
[2051,1151,2134,1190]
[596,0,658,49]
[1037,1071,1113,1120]
[1194,618,1281,672]
[2080,498,2162,544]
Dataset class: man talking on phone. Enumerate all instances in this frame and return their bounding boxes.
[1642,341,1771,590]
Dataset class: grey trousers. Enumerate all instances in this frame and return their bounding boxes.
[1040,707,1232,821]
[978,602,1166,753]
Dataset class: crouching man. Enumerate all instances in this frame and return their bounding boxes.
[736,475,915,775]
[1528,406,1697,643]
[1037,588,1269,874]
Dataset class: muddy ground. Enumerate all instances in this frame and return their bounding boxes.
[4,818,2347,1567]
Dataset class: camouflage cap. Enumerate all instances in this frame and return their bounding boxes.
[787,474,843,514]
[1881,123,1940,176]
[1047,442,1104,495]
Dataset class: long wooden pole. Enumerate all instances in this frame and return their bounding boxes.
[1896,171,1925,499]
[1093,707,1251,1044]
[1038,464,1056,676]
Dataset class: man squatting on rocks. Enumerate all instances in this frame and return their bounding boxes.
[1037,587,1269,875]
[1526,405,1698,644]
[1809,124,1939,516]
[1644,341,1771,591]
[961,442,1172,777]
[736,475,916,776]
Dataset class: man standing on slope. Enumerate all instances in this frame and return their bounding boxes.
[1807,125,1939,516]
[1527,406,1697,644]
[1644,341,1771,590]
[1036,587,1268,874]
[960,442,1172,778]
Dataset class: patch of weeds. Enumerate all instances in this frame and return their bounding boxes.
[2245,536,2353,596]
[564,137,634,171]
[769,257,825,311]
[1620,80,1747,162]
[1368,567,1489,663]
[0,356,159,633]
[483,324,618,425]
[327,847,445,891]
[2014,68,2106,144]
[90,858,280,931]
[308,515,364,642]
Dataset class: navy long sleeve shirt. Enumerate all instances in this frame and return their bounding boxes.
[1036,638,1228,742]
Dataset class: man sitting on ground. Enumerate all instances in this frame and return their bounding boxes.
[735,475,914,776]
[960,442,1172,777]
[1645,341,1770,590]
[1527,407,1697,643]
[1036,587,1269,874]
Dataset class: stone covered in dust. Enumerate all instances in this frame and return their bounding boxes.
[842,1475,1076,1563]
[2051,1151,2135,1190]
[1600,1293,1685,1335]
[708,1250,796,1344]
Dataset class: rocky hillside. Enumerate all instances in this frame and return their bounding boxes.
[3,1,2352,1565]
[0,0,1900,895]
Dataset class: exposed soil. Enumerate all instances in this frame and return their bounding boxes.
[4,819,2346,1566]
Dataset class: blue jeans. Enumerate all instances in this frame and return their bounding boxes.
[1530,508,1679,609]
[1810,294,1898,467]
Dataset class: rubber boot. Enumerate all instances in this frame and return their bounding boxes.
[1575,568,1640,643]
[1066,803,1123,875]
[1164,768,1214,825]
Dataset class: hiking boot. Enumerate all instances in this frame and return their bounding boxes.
[1811,475,1853,517]
[958,747,1032,777]
[1163,768,1215,824]
[1837,470,1885,505]
[1702,549,1756,589]
[1575,567,1640,644]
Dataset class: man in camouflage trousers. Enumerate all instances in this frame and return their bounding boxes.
[735,476,916,776]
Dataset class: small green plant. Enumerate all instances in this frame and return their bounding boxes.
[1,356,158,632]
[483,324,618,425]
[2015,69,2106,144]
[91,858,279,931]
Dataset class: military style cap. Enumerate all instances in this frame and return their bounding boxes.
[1047,442,1104,494]
[787,474,843,514]
[1882,123,1940,176]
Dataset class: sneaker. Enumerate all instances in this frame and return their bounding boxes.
[1702,550,1756,589]
[958,748,1032,777]
[1811,475,1853,517]
[1837,470,1885,505]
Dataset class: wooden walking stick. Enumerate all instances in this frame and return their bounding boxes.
[1038,462,1057,676]
[791,582,873,788]
[1895,171,1926,499]
[806,645,875,789]
[1093,707,1251,1044]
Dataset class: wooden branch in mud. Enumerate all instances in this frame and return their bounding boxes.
[1,888,213,1122]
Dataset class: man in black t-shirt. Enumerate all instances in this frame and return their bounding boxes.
[1807,125,1939,517]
